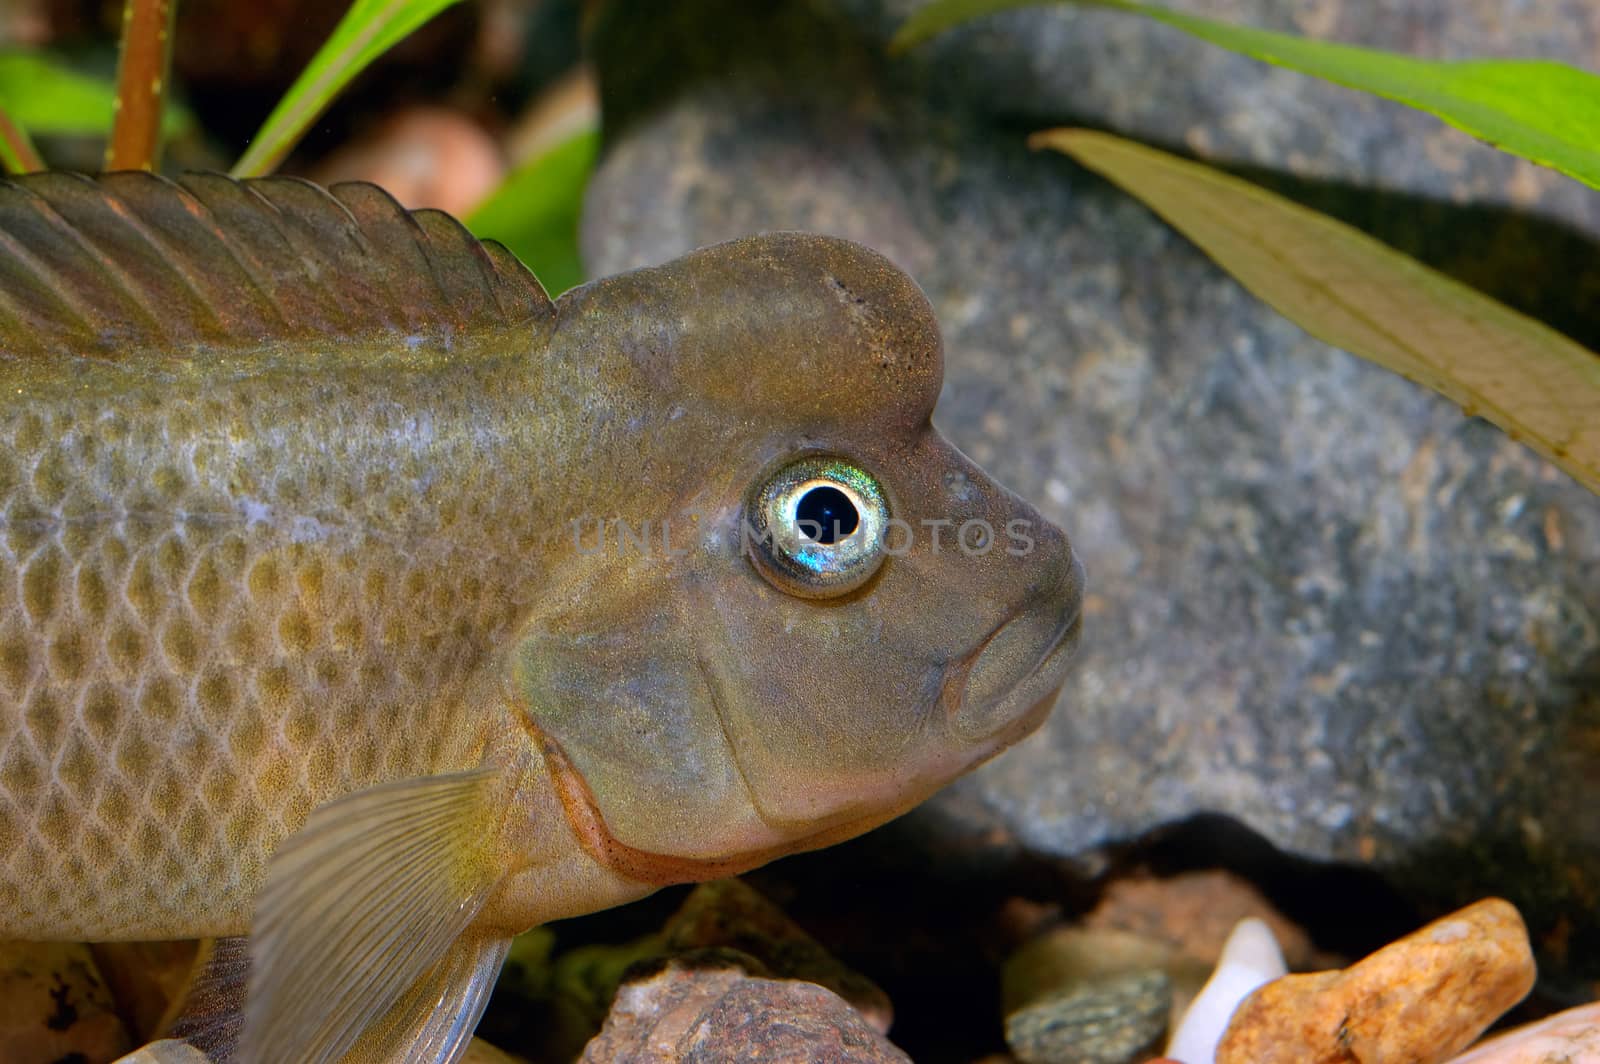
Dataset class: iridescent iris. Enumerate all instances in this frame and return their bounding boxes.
[745,455,890,598]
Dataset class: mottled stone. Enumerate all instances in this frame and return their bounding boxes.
[1005,969,1172,1064]
[580,956,910,1063]
[661,880,894,1033]
[1082,871,1339,973]
[483,880,894,1060]
[0,939,131,1063]
[1449,1002,1600,1064]
[582,0,1600,985]
[1005,927,1170,1005]
[1217,899,1535,1064]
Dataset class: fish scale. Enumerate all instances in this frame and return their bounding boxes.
[0,171,1084,1062]
[0,347,552,939]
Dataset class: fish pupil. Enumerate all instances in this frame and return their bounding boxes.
[796,485,859,545]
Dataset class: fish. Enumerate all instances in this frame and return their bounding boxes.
[0,171,1084,1062]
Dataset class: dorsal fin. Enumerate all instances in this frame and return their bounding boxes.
[0,171,554,362]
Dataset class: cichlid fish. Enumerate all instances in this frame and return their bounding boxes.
[0,172,1083,1062]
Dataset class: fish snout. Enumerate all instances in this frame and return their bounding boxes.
[950,536,1084,743]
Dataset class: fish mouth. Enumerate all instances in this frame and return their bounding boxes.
[945,562,1084,743]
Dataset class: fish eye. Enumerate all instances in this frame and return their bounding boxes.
[745,455,890,599]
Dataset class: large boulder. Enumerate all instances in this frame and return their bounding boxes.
[581,0,1600,988]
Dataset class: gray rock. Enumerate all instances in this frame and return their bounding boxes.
[581,0,1600,987]
[1004,969,1172,1064]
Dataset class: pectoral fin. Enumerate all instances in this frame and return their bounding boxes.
[341,933,512,1064]
[241,770,505,1064]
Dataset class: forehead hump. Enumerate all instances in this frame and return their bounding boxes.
[562,232,944,432]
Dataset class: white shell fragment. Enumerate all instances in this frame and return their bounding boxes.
[1164,917,1288,1064]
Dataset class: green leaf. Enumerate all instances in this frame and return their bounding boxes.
[1035,128,1600,495]
[466,128,599,299]
[892,0,1600,191]
[231,0,464,178]
[0,52,190,138]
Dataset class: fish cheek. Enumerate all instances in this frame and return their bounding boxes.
[510,565,764,861]
[691,573,948,826]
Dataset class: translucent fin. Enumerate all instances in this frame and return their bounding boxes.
[163,936,250,1062]
[0,171,553,363]
[241,770,502,1064]
[342,934,512,1064]
[114,1041,214,1064]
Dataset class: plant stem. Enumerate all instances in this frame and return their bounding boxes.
[0,105,45,174]
[106,0,178,171]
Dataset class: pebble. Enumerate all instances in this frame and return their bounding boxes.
[1083,871,1335,973]
[1165,918,1287,1064]
[1004,969,1172,1064]
[580,955,909,1063]
[1003,928,1175,1016]
[1446,1002,1600,1063]
[660,879,893,1033]
[1217,899,1536,1064]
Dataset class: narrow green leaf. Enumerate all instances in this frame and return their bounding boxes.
[466,128,599,299]
[1035,128,1600,494]
[893,0,1600,191]
[0,52,190,138]
[231,0,464,178]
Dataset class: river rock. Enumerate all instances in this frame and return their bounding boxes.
[1005,968,1172,1064]
[581,0,1600,986]
[660,879,894,1033]
[580,955,910,1063]
[1216,898,1535,1064]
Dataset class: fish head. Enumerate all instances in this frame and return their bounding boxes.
[515,233,1083,875]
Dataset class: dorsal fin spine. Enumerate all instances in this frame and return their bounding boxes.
[0,171,556,364]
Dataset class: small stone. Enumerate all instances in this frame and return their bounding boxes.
[1003,928,1174,1016]
[1165,918,1287,1064]
[0,940,131,1063]
[580,956,909,1063]
[661,879,893,1032]
[1083,871,1337,974]
[1004,969,1172,1064]
[1447,1001,1600,1063]
[1217,899,1536,1064]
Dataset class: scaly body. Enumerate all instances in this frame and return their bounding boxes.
[3,337,562,938]
[0,171,1082,1063]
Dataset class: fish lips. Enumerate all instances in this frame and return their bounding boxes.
[945,552,1085,744]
